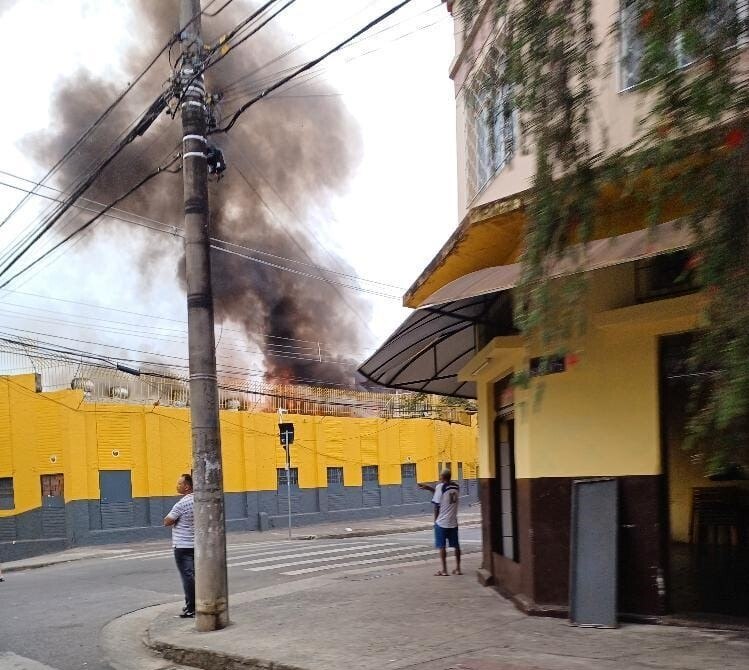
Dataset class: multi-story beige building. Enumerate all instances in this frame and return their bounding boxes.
[361,1,748,622]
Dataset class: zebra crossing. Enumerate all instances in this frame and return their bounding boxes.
[101,536,465,576]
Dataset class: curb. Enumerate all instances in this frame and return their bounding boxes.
[4,558,79,573]
[100,602,196,670]
[146,634,305,670]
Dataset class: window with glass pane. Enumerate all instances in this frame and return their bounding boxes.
[362,465,379,483]
[277,468,298,487]
[466,48,514,198]
[401,463,416,480]
[620,1,644,89]
[676,0,741,67]
[327,467,344,486]
[0,477,14,510]
[620,0,743,89]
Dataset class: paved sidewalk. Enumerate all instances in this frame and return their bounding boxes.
[1,508,481,573]
[144,552,749,670]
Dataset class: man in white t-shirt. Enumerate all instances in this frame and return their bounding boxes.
[164,473,195,618]
[419,468,461,576]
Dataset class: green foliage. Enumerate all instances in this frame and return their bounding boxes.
[474,0,748,466]
[456,0,482,33]
[398,391,428,412]
[439,395,477,412]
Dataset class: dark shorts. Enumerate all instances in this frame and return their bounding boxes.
[434,524,459,549]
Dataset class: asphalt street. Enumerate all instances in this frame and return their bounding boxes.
[0,526,481,670]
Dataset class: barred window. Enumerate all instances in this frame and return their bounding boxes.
[362,465,379,483]
[277,467,298,488]
[465,47,515,199]
[0,477,14,510]
[401,463,416,480]
[327,467,344,486]
[620,1,645,89]
[620,0,743,90]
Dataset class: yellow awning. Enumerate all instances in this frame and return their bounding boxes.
[419,219,693,308]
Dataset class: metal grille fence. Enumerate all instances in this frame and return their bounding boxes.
[0,339,477,422]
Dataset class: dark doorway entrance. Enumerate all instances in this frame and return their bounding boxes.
[40,474,65,538]
[492,379,518,562]
[660,334,749,620]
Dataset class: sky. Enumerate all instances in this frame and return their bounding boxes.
[0,0,458,386]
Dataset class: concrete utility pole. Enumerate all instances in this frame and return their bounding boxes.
[179,0,229,632]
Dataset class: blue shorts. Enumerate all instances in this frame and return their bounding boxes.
[434,524,459,549]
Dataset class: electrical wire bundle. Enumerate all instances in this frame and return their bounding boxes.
[0,0,454,383]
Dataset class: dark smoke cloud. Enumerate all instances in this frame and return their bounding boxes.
[22,0,371,386]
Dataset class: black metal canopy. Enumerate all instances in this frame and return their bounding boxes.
[358,293,507,399]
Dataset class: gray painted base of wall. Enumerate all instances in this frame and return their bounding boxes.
[0,481,479,561]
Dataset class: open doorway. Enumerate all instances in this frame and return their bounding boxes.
[492,378,518,562]
[660,334,749,621]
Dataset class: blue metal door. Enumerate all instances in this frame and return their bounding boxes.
[99,470,134,529]
[362,466,381,507]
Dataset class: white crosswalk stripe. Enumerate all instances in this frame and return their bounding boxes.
[244,544,415,572]
[227,541,375,565]
[93,537,477,577]
[281,549,436,575]
[230,542,396,568]
[103,540,294,561]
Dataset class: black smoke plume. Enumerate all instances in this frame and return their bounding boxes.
[22,0,372,386]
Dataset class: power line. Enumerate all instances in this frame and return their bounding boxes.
[229,158,389,338]
[0,49,168,233]
[0,177,182,237]
[0,286,371,354]
[171,0,287,116]
[0,94,171,281]
[210,243,399,299]
[0,320,358,370]
[219,1,443,100]
[219,13,449,106]
[0,167,405,296]
[0,153,180,290]
[0,300,366,361]
[0,0,226,235]
[0,335,385,402]
[0,0,239,274]
[212,0,418,134]
[209,0,297,66]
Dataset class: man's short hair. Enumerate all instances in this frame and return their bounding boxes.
[181,473,193,488]
[440,468,451,480]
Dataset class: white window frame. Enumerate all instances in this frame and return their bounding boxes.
[619,0,748,92]
[465,50,516,200]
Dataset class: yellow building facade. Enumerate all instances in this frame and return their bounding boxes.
[0,373,478,560]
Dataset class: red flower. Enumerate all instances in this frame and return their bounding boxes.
[565,353,580,368]
[640,9,654,30]
[725,128,744,149]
